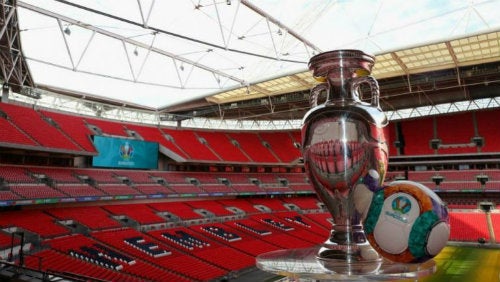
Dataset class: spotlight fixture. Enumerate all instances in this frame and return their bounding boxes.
[180,64,184,71]
[64,26,71,35]
[133,48,138,56]
[226,0,231,5]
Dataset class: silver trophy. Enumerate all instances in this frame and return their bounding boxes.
[302,50,389,264]
[257,50,437,279]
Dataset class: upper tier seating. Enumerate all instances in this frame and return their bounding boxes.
[40,110,97,153]
[84,117,128,137]
[0,115,37,146]
[399,117,436,156]
[0,103,82,152]
[435,112,477,154]
[195,131,250,162]
[259,131,301,163]
[476,109,500,153]
[226,132,279,163]
[162,128,220,161]
[387,122,399,156]
[125,123,189,159]
[4,103,500,162]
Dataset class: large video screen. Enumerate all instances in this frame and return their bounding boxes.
[92,136,158,169]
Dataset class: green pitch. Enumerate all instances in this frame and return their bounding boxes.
[405,245,500,282]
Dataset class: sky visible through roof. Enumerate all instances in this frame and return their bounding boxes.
[16,0,500,109]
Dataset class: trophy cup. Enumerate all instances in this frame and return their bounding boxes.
[256,50,438,280]
[301,49,388,264]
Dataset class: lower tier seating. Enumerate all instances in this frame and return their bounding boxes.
[3,197,500,282]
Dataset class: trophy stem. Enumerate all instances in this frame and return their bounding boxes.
[318,224,381,261]
[316,190,381,263]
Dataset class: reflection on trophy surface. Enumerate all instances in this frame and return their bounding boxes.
[301,50,389,263]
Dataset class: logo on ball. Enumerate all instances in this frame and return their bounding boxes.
[392,196,411,214]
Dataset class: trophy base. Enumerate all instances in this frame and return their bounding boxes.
[256,246,436,281]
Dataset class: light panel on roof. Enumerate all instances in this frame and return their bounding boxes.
[9,0,500,108]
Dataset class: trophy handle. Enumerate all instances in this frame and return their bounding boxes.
[310,83,328,107]
[351,76,380,109]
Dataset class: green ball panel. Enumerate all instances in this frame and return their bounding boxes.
[409,211,439,259]
[364,190,385,234]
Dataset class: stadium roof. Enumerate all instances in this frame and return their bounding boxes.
[1,0,500,130]
[5,0,500,114]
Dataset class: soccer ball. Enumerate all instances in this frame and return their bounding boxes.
[354,176,450,263]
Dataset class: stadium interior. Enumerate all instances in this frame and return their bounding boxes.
[2,1,500,281]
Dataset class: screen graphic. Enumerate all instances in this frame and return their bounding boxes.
[92,136,158,169]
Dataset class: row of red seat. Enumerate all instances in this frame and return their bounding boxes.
[389,110,500,155]
[0,165,310,186]
[0,102,303,163]
[4,103,500,162]
[0,165,314,201]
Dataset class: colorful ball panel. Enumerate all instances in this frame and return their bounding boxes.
[364,180,450,263]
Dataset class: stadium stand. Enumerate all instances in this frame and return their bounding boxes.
[448,211,489,242]
[125,123,190,159]
[399,117,435,156]
[258,131,302,163]
[0,116,38,147]
[0,103,82,152]
[476,109,500,153]
[40,110,97,153]
[162,128,220,161]
[195,131,250,163]
[4,104,500,281]
[226,132,279,163]
[46,206,122,230]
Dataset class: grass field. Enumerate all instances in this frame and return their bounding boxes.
[260,245,500,282]
[407,245,500,282]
